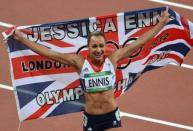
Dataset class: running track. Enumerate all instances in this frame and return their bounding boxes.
[0,0,193,131]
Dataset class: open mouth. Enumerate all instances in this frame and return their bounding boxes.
[94,53,104,58]
[93,51,104,59]
[95,55,102,58]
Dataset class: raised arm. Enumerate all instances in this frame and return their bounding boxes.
[109,7,170,67]
[13,30,84,72]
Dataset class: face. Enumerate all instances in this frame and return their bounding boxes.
[88,35,106,62]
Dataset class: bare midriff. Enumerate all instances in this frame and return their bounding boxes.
[84,89,117,115]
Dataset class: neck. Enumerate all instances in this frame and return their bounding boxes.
[89,56,104,67]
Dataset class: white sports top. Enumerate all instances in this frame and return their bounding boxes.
[80,58,116,93]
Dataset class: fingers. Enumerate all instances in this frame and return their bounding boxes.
[164,6,169,17]
[14,29,24,40]
[166,6,169,13]
[165,6,173,23]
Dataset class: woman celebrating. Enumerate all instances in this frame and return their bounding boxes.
[13,8,170,131]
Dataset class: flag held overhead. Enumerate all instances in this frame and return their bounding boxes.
[2,7,193,121]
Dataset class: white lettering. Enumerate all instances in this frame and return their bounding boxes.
[51,90,61,104]
[36,93,46,106]
[27,27,39,42]
[35,87,84,106]
[45,92,54,104]
[67,23,79,38]
[39,26,52,41]
[125,14,137,29]
[63,89,74,101]
[104,18,117,32]
[52,25,66,40]
[138,13,151,27]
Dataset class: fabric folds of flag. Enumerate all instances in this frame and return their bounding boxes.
[3,7,193,121]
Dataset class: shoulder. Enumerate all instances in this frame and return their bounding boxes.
[106,56,117,70]
[62,53,85,72]
[73,54,85,72]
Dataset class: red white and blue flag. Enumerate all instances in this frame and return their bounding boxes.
[3,7,193,121]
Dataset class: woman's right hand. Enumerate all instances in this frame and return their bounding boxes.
[13,29,23,41]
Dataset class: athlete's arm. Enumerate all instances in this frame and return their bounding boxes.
[14,30,84,71]
[109,7,170,66]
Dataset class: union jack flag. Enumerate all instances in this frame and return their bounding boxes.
[3,7,193,121]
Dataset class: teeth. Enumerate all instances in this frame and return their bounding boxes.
[95,55,101,58]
